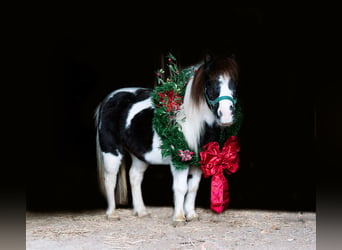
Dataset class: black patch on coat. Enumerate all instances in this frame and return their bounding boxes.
[228,78,238,99]
[97,88,153,156]
[200,122,221,147]
[123,108,154,161]
[204,77,221,101]
[203,77,222,117]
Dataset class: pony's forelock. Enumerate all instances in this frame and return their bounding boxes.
[208,57,239,82]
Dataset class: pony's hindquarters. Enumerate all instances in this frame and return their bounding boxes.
[95,106,128,218]
[94,87,156,218]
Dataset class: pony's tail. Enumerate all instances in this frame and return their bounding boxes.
[95,105,106,197]
[115,157,128,205]
[95,104,128,205]
[95,127,106,196]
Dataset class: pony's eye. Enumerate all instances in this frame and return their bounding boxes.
[208,91,215,99]
[205,88,213,99]
[206,84,219,99]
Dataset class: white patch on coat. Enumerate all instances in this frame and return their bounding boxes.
[101,152,123,215]
[144,131,170,165]
[102,151,123,173]
[125,98,152,128]
[95,87,143,130]
[106,87,141,100]
[217,75,234,125]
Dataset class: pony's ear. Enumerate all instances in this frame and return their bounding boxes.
[204,53,212,63]
[203,52,214,64]
[203,53,214,74]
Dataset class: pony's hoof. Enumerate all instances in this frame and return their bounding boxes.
[134,210,151,218]
[172,214,187,227]
[106,213,120,221]
[186,213,200,222]
[172,220,187,227]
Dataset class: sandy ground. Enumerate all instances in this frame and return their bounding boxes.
[26,207,315,250]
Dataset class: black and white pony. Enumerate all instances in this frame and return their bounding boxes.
[95,55,239,222]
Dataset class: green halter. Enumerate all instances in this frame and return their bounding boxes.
[204,89,237,111]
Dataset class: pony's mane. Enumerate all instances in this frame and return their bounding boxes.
[191,57,239,107]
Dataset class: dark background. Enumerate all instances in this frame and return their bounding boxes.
[25,8,329,213]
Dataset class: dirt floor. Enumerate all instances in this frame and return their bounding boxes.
[26,207,315,249]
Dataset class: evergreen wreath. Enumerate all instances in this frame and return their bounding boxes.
[151,53,242,170]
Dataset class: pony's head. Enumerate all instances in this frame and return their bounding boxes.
[191,55,239,126]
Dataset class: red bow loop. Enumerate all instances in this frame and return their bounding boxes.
[200,142,222,178]
[199,136,240,213]
[221,135,240,174]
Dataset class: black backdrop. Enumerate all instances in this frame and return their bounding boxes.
[27,8,319,212]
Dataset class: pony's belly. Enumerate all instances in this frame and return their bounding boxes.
[144,154,170,165]
[143,131,170,165]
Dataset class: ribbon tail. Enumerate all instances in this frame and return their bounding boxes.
[210,173,229,213]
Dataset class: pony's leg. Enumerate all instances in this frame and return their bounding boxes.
[129,155,149,217]
[103,152,122,219]
[184,166,202,221]
[170,164,189,222]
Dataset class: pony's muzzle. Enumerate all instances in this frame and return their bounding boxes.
[218,101,234,126]
[220,121,234,127]
[218,114,234,126]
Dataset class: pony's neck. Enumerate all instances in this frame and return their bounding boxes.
[176,75,216,153]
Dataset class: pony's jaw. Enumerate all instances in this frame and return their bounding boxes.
[219,121,234,127]
[218,118,234,127]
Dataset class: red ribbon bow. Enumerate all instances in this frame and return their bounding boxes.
[200,136,240,213]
